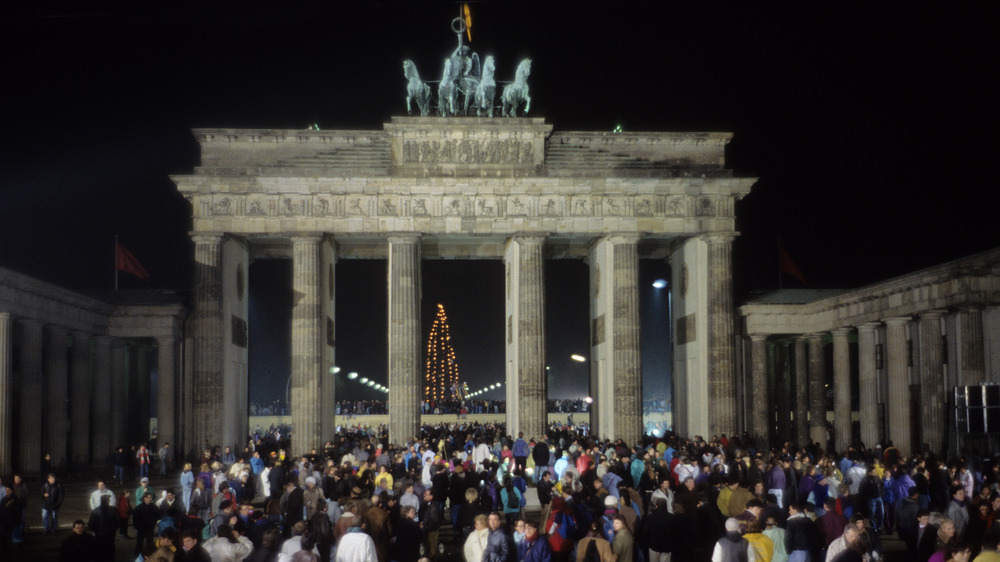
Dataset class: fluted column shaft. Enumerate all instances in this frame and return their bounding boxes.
[18,320,43,474]
[775,342,792,443]
[45,326,69,469]
[858,323,880,448]
[885,318,912,456]
[705,235,737,436]
[958,307,985,385]
[387,235,421,445]
[919,311,946,454]
[291,236,324,454]
[832,328,852,453]
[321,239,337,447]
[110,342,129,451]
[70,331,92,466]
[749,334,770,446]
[0,313,12,475]
[91,336,113,464]
[192,234,223,447]
[794,338,808,445]
[156,336,176,461]
[507,235,548,441]
[807,334,826,448]
[588,236,640,443]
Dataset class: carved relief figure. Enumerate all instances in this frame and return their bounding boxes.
[696,196,714,216]
[574,199,589,215]
[350,198,364,215]
[542,198,557,216]
[667,197,684,216]
[315,199,330,216]
[477,199,495,216]
[606,199,621,216]
[445,199,461,216]
[380,199,397,216]
[248,201,264,215]
[413,199,428,216]
[509,198,525,215]
[636,198,653,216]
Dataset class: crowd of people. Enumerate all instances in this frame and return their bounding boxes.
[9,423,1000,562]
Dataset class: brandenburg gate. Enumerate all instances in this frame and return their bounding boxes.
[172,117,755,453]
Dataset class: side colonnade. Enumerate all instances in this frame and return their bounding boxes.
[0,268,186,474]
[740,248,1000,458]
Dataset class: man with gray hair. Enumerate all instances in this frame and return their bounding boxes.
[824,524,860,561]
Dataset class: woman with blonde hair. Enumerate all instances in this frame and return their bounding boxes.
[180,463,195,512]
[464,514,490,562]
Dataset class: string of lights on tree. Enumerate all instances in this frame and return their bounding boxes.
[425,303,462,400]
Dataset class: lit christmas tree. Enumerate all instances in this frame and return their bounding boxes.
[425,303,462,400]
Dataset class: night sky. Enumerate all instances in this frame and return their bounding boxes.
[2,2,997,404]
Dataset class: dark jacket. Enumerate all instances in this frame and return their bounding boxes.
[713,531,749,562]
[87,504,120,536]
[42,481,64,510]
[519,534,553,562]
[640,506,675,554]
[484,527,513,562]
[422,499,443,532]
[132,502,160,534]
[784,513,817,554]
[389,517,423,562]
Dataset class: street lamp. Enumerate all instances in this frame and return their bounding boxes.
[570,354,586,362]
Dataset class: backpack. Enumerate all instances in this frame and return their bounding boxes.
[507,488,519,510]
[155,516,175,536]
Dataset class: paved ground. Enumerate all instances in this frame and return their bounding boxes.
[5,469,910,561]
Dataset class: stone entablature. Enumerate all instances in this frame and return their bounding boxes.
[740,248,1000,335]
[0,267,114,333]
[175,119,752,245]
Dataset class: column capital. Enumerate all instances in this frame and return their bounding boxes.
[596,233,641,245]
[806,333,825,343]
[960,305,983,313]
[699,232,738,245]
[291,233,324,244]
[0,312,10,322]
[884,317,912,327]
[857,321,881,333]
[45,324,69,336]
[190,233,224,245]
[748,333,770,343]
[387,233,422,245]
[919,309,948,320]
[831,328,852,337]
[155,335,176,345]
[508,233,548,244]
[71,329,91,341]
[93,335,113,344]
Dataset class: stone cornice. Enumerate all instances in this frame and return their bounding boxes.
[0,267,114,333]
[739,248,1000,335]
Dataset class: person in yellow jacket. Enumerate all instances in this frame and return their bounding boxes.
[743,519,774,562]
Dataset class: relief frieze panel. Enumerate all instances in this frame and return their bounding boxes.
[402,139,535,165]
[193,193,730,220]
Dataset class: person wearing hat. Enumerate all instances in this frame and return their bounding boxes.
[712,517,750,561]
[134,477,154,508]
[302,477,325,521]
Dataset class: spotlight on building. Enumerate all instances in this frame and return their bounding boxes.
[360,377,369,384]
[330,366,341,374]
[367,381,375,387]
[570,354,586,362]
[652,279,667,289]
[583,396,594,404]
[347,372,358,380]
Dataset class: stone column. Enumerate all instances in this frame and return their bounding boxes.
[18,320,43,474]
[749,334,770,446]
[45,326,69,469]
[291,235,324,455]
[794,338,808,445]
[69,331,92,467]
[0,313,12,475]
[588,235,641,443]
[958,307,985,385]
[156,336,176,459]
[919,311,946,454]
[807,334,826,448]
[507,235,548,441]
[704,234,738,436]
[387,235,421,445]
[191,234,224,447]
[858,322,880,448]
[885,317,912,455]
[320,239,337,447]
[91,336,112,464]
[775,341,792,443]
[110,342,129,452]
[832,328,852,453]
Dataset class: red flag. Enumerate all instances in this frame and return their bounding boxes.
[778,245,807,286]
[116,242,150,280]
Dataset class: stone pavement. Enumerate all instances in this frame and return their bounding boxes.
[5,468,910,561]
